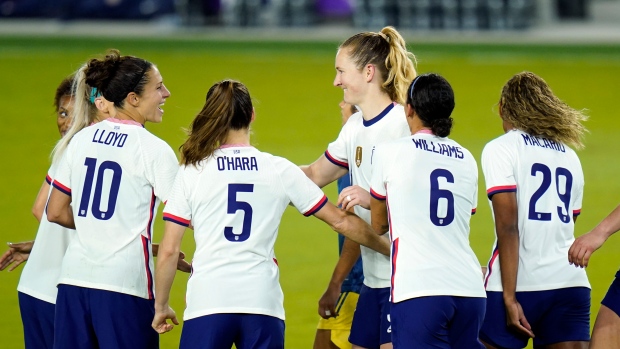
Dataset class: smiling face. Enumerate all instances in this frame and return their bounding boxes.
[137,66,170,124]
[56,95,74,137]
[333,49,367,106]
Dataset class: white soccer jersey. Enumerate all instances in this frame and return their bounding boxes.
[52,118,178,299]
[482,129,589,292]
[326,103,410,288]
[17,165,74,304]
[370,131,485,302]
[163,146,327,321]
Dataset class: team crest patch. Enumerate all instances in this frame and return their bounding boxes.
[355,146,362,167]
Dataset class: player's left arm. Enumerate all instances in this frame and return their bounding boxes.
[492,192,534,339]
[46,187,75,229]
[370,197,389,235]
[32,180,50,222]
[314,202,389,256]
[152,221,185,334]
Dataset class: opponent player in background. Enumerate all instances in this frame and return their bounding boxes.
[46,50,179,349]
[151,80,390,349]
[480,71,590,349]
[301,26,417,349]
[370,73,485,348]
[314,101,364,349]
[569,203,620,348]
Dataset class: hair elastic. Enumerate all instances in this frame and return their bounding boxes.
[408,76,421,102]
[89,87,101,104]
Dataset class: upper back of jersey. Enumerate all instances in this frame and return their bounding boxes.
[163,146,327,321]
[370,132,484,302]
[481,129,589,291]
[325,103,410,288]
[53,119,178,299]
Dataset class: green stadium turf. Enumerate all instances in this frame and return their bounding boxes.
[0,36,619,348]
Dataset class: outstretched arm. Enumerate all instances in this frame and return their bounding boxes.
[300,155,348,189]
[569,204,620,268]
[314,202,389,256]
[492,192,534,339]
[152,221,185,334]
[0,241,34,271]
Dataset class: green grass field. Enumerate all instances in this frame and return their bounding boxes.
[1,35,619,348]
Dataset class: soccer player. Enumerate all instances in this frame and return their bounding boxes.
[480,71,590,349]
[314,101,364,349]
[369,73,485,348]
[46,50,179,349]
[0,73,111,349]
[301,26,417,349]
[151,80,390,349]
[569,203,620,348]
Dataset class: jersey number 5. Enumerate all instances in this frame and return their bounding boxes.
[430,169,455,226]
[78,157,122,220]
[225,183,254,242]
[528,163,573,223]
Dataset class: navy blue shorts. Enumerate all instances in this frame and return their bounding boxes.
[480,287,590,348]
[349,285,391,348]
[392,296,486,349]
[18,292,55,349]
[54,284,158,349]
[180,313,284,349]
[602,271,620,317]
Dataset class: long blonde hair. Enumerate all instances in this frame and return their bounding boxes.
[340,26,417,105]
[500,71,588,149]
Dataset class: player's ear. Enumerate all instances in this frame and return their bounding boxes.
[250,108,255,123]
[405,104,414,118]
[126,92,140,107]
[365,64,375,83]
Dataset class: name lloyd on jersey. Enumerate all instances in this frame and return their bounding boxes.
[92,129,128,147]
[412,138,464,159]
[217,156,258,171]
[520,134,566,152]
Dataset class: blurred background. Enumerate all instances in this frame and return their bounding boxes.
[0,0,618,35]
[1,1,619,349]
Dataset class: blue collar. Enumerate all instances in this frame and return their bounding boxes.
[362,103,394,127]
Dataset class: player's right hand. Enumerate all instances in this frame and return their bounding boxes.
[152,306,179,334]
[505,300,534,338]
[568,230,607,268]
[318,282,340,319]
[0,241,33,272]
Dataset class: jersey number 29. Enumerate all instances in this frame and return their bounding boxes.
[528,163,573,223]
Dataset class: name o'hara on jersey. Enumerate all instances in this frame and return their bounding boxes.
[92,129,128,148]
[217,155,258,171]
[412,138,464,159]
[520,133,566,152]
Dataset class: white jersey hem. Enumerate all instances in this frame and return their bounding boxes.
[485,280,591,292]
[184,307,285,321]
[16,286,56,304]
[57,279,150,299]
[393,289,486,303]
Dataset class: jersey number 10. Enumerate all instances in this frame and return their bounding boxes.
[78,157,122,220]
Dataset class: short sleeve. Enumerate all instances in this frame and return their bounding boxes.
[481,138,517,200]
[144,137,179,203]
[162,167,192,227]
[369,144,388,201]
[51,143,74,196]
[325,117,354,170]
[571,154,584,217]
[276,157,328,216]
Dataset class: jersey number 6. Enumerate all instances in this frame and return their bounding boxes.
[430,169,455,226]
